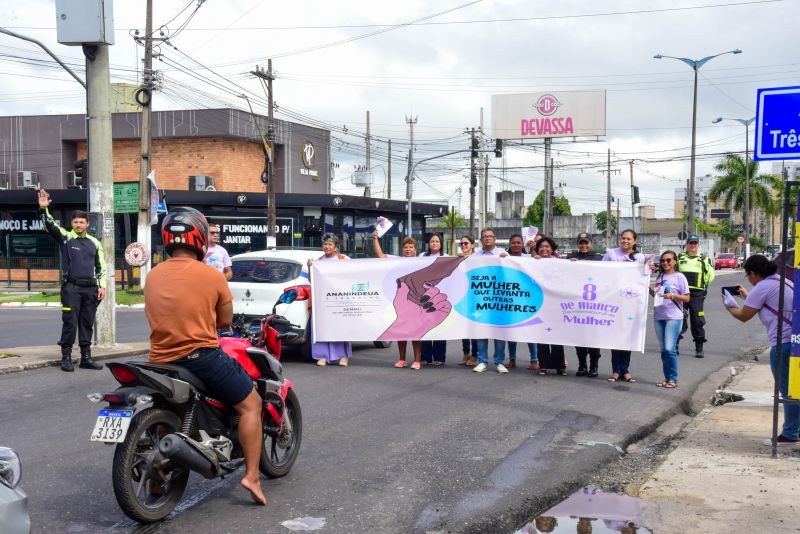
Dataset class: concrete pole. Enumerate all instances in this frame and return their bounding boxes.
[137,0,153,289]
[630,160,635,233]
[744,121,751,260]
[267,59,276,248]
[543,137,551,235]
[364,110,371,197]
[483,155,489,228]
[387,139,391,199]
[86,44,115,346]
[687,66,699,235]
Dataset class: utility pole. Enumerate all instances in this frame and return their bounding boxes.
[629,160,635,233]
[252,60,276,247]
[547,158,555,237]
[137,0,154,290]
[405,115,417,238]
[85,42,115,345]
[543,138,552,235]
[469,127,477,236]
[364,110,371,197]
[483,155,489,229]
[597,149,620,248]
[387,139,391,199]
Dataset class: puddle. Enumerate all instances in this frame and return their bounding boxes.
[516,488,652,533]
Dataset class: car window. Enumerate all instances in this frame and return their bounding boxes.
[719,254,734,259]
[231,259,301,283]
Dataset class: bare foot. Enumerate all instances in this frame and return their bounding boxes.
[240,477,267,505]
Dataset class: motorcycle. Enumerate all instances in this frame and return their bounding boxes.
[87,289,303,524]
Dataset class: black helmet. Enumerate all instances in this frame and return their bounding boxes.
[161,207,209,261]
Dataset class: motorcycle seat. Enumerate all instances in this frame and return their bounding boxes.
[129,361,209,392]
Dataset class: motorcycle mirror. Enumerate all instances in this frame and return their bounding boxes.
[279,289,298,304]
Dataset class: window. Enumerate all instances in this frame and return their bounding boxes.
[230,259,301,283]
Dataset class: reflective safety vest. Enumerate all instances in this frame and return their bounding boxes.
[677,252,714,291]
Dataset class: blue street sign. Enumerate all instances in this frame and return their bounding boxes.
[754,85,800,161]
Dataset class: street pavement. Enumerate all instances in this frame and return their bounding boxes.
[0,270,774,533]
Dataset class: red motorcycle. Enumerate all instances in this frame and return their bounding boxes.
[87,289,303,524]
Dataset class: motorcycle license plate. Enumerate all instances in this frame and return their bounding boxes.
[90,409,133,443]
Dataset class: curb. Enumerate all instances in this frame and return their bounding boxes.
[0,349,149,375]
[0,303,145,309]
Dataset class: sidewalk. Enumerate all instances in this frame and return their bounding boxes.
[637,354,800,533]
[0,342,149,374]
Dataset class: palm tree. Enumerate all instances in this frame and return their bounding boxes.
[708,153,783,225]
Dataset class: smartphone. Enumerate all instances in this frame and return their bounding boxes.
[721,285,741,296]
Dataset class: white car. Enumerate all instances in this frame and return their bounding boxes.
[0,447,29,534]
[229,250,314,356]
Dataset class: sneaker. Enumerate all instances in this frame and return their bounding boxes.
[473,363,487,373]
[762,435,800,446]
[496,363,509,374]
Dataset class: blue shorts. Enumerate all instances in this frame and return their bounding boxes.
[173,346,254,406]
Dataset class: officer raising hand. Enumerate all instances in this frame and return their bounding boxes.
[38,188,107,372]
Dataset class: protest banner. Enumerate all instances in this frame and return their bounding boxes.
[311,256,650,351]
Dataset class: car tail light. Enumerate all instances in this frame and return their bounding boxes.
[284,285,311,300]
[110,365,138,385]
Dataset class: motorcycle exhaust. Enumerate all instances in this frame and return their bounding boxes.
[158,434,218,479]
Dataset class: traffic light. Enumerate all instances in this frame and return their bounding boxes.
[73,159,88,188]
[632,185,640,204]
[471,137,479,158]
[494,139,503,158]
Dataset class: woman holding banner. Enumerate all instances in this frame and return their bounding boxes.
[307,233,353,367]
[373,229,424,370]
[420,233,448,366]
[534,237,567,376]
[602,229,652,383]
[456,235,479,366]
[504,234,539,370]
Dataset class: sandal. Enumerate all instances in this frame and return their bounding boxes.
[458,354,470,366]
[465,357,477,366]
[433,361,444,367]
[527,362,540,371]
[410,361,421,370]
[622,374,636,383]
[557,369,567,376]
[537,369,548,375]
[394,360,408,368]
[608,374,620,382]
[656,381,668,387]
[664,381,677,388]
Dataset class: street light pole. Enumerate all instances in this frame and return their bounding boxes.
[713,115,756,258]
[654,49,742,233]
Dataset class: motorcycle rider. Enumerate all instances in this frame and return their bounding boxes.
[144,207,266,506]
[677,235,715,358]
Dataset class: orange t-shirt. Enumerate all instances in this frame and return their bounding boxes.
[144,257,233,363]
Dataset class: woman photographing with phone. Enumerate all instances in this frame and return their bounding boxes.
[723,255,799,445]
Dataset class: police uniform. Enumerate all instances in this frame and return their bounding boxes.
[677,241,715,357]
[41,207,106,371]
[566,232,604,377]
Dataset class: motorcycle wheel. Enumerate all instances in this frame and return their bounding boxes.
[112,408,189,524]
[259,389,303,478]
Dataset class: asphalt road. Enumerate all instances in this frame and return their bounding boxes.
[0,270,769,533]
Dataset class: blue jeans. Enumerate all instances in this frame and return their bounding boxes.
[476,339,505,366]
[421,340,447,363]
[771,343,800,441]
[654,319,681,383]
[611,350,631,375]
[507,341,538,363]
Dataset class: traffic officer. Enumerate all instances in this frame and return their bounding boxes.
[567,232,604,377]
[677,234,715,358]
[38,188,106,372]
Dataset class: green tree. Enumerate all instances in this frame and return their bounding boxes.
[437,210,466,229]
[595,211,618,233]
[708,153,783,216]
[749,236,767,251]
[523,190,572,227]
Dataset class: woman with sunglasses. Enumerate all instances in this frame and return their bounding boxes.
[651,251,690,389]
[602,229,654,383]
[503,234,538,370]
[373,229,425,370]
[420,233,448,366]
[723,255,799,445]
[456,235,479,366]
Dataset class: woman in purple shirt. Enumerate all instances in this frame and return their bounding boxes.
[724,255,799,444]
[602,229,651,383]
[650,251,690,388]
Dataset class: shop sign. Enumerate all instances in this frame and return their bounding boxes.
[217,218,294,245]
[492,90,606,139]
[114,182,139,213]
[0,217,46,232]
